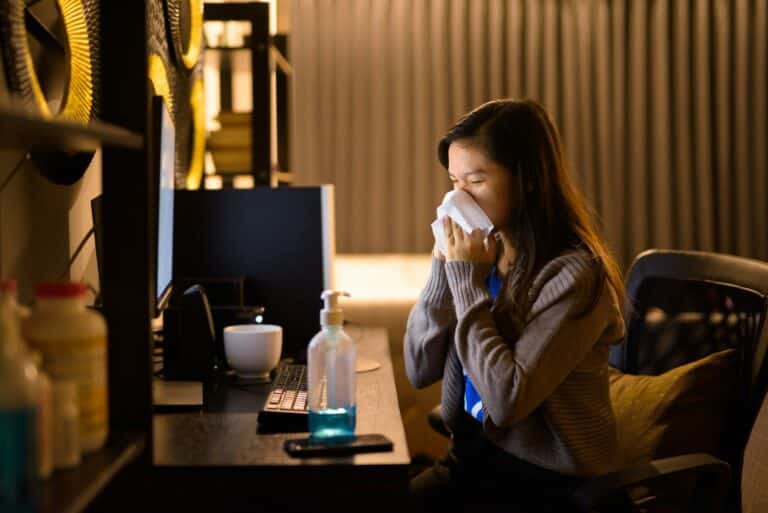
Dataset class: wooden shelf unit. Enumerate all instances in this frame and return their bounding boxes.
[0,104,143,152]
[39,433,145,513]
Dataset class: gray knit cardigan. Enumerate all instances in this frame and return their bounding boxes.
[404,249,626,477]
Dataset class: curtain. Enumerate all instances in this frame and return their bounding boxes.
[291,0,767,268]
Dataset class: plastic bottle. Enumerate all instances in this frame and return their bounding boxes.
[0,281,54,479]
[307,290,356,442]
[52,382,81,469]
[23,282,108,453]
[30,351,53,479]
[0,288,39,513]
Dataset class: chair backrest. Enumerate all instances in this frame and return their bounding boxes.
[611,249,768,392]
[610,249,768,510]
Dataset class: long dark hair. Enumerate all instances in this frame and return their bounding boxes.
[438,99,625,319]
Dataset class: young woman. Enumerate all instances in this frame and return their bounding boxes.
[405,99,626,512]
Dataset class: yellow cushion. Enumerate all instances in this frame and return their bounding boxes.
[608,348,737,464]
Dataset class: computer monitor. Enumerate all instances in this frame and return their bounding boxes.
[91,97,175,317]
[152,95,175,314]
[173,186,336,359]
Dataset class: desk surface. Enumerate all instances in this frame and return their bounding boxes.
[153,325,410,468]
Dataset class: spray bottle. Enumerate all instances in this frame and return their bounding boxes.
[307,290,356,442]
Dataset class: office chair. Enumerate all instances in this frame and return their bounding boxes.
[574,249,768,512]
[576,378,768,513]
[612,250,768,467]
[426,249,768,512]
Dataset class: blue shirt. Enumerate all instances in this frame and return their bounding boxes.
[463,265,503,421]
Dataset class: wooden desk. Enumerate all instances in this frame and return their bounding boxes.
[151,326,410,512]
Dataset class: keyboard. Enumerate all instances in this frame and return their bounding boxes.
[257,363,309,432]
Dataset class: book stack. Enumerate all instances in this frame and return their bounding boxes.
[207,111,251,174]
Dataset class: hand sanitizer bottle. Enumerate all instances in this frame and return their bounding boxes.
[307,290,356,442]
[0,286,39,513]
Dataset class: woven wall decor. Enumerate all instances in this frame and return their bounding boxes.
[0,0,101,184]
[164,0,202,70]
[148,53,173,115]
[186,75,204,189]
[149,0,204,189]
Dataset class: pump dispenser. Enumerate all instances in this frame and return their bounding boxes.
[320,290,347,327]
[307,290,356,441]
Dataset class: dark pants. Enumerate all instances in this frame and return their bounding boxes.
[410,413,583,513]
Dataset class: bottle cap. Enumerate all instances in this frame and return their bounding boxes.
[37,282,87,298]
[320,290,350,326]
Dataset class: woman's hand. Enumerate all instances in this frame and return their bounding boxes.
[443,217,497,264]
[433,242,446,261]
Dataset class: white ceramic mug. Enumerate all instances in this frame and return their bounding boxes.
[223,324,282,381]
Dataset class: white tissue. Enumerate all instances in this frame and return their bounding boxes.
[430,189,494,256]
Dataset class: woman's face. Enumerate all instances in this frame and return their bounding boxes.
[447,141,515,232]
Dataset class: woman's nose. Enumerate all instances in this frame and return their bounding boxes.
[453,182,476,199]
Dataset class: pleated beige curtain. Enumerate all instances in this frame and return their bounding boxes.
[291,0,767,268]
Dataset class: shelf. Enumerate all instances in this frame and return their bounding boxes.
[40,432,146,513]
[205,45,249,51]
[0,104,144,152]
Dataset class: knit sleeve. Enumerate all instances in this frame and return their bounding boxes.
[403,257,456,388]
[445,251,618,428]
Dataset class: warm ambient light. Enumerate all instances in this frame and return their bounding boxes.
[204,175,223,190]
[232,174,254,189]
[204,151,216,175]
[334,254,432,301]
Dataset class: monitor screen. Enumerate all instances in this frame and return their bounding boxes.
[173,186,336,359]
[155,96,175,312]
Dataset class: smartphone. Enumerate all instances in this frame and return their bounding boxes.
[284,433,394,458]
